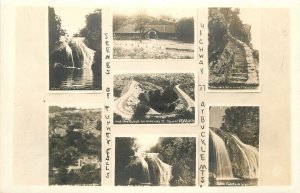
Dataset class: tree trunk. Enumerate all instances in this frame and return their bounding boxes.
[139,30,142,43]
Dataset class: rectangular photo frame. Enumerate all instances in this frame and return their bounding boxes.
[47,6,103,93]
[208,105,260,186]
[207,8,261,92]
[113,134,198,186]
[47,103,103,186]
[112,71,198,125]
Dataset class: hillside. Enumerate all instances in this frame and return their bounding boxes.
[208,8,259,88]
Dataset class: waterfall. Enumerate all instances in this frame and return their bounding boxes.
[65,44,75,67]
[125,155,150,184]
[145,153,172,185]
[210,129,234,179]
[69,38,95,68]
[125,153,172,185]
[230,134,259,179]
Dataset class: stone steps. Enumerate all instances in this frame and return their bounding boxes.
[228,77,248,82]
[232,64,247,68]
[231,69,247,74]
[230,72,248,77]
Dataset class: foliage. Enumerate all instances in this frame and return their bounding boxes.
[148,88,178,113]
[115,138,139,185]
[50,165,101,185]
[208,8,228,63]
[132,102,150,120]
[150,137,196,186]
[49,108,101,185]
[208,8,252,63]
[113,45,193,59]
[176,17,194,42]
[113,14,129,32]
[48,7,64,52]
[133,10,150,42]
[80,9,102,52]
[221,106,259,147]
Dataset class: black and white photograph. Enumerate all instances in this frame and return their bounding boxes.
[48,105,102,185]
[115,136,196,186]
[48,7,102,91]
[113,73,196,124]
[113,8,194,59]
[208,8,260,90]
[209,106,259,186]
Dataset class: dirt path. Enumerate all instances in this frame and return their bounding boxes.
[114,80,140,119]
[174,85,195,111]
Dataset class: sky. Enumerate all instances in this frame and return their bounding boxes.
[239,8,261,50]
[54,7,97,37]
[113,8,194,19]
[135,136,160,153]
[209,106,227,128]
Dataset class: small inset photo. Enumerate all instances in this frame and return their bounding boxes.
[48,7,102,91]
[208,8,260,90]
[113,8,195,59]
[115,136,196,186]
[48,105,102,185]
[209,106,259,186]
[113,72,196,124]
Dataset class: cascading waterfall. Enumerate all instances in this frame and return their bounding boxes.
[210,129,234,179]
[138,155,151,183]
[230,134,259,179]
[125,153,172,185]
[65,43,75,68]
[69,38,95,68]
[145,153,172,185]
[210,128,259,181]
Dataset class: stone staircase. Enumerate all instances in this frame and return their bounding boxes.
[227,42,249,84]
[227,36,259,85]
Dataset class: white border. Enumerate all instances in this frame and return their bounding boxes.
[46,103,104,186]
[113,134,199,187]
[46,5,104,94]
[207,104,261,186]
[111,71,199,127]
[206,7,262,93]
[110,8,198,62]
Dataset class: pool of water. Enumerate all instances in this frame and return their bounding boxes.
[49,67,101,91]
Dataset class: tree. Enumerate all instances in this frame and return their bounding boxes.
[132,102,150,120]
[82,9,102,52]
[149,137,196,186]
[221,106,259,147]
[176,17,194,42]
[48,7,63,51]
[158,14,176,25]
[113,14,128,32]
[115,138,139,185]
[78,9,102,89]
[133,10,149,42]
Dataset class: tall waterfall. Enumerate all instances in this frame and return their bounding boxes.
[69,38,95,68]
[65,43,75,67]
[145,153,172,185]
[210,129,234,179]
[210,128,259,180]
[125,153,172,185]
[230,134,259,178]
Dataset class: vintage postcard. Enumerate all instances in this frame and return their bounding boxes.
[114,136,197,186]
[209,106,260,186]
[48,7,102,91]
[48,105,102,185]
[1,3,297,193]
[112,8,195,59]
[113,72,197,124]
[208,8,260,90]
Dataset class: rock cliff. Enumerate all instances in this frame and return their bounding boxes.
[208,8,259,88]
